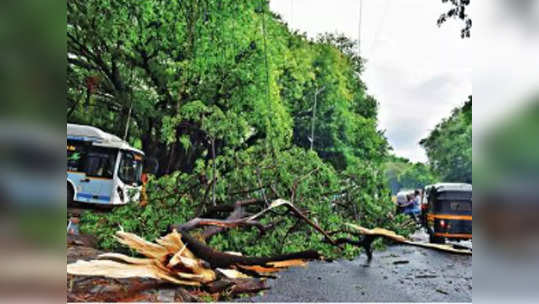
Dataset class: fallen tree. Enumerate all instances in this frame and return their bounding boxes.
[178,231,321,269]
[68,215,470,300]
[68,227,321,294]
[69,198,383,298]
[69,198,471,301]
[80,148,417,263]
[172,199,384,262]
[173,199,339,247]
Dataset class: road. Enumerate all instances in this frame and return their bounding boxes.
[68,206,472,302]
[242,231,472,302]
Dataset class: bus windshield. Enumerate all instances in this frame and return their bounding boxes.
[118,151,143,186]
[67,142,117,178]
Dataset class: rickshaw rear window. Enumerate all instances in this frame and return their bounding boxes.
[435,191,472,201]
[450,201,472,211]
[433,199,472,214]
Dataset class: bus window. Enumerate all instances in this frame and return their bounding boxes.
[67,150,82,172]
[118,151,143,186]
[83,151,117,178]
[67,141,89,172]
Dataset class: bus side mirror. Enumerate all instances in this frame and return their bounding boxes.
[143,157,159,175]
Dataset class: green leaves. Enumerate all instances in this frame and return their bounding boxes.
[161,115,180,145]
[420,96,472,183]
[384,156,439,194]
[68,0,388,176]
[81,144,413,259]
[179,135,192,151]
[73,0,413,260]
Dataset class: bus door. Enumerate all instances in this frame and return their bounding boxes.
[117,151,144,202]
[78,149,117,204]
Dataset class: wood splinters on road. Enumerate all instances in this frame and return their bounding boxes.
[114,231,169,259]
[67,259,199,286]
[267,259,307,268]
[67,228,319,289]
[345,223,472,255]
[237,265,282,273]
[216,268,251,279]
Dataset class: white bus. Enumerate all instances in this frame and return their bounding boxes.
[67,123,145,205]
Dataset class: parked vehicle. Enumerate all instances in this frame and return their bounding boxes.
[67,123,147,206]
[423,183,472,243]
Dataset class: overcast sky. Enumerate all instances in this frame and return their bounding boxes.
[270,0,472,163]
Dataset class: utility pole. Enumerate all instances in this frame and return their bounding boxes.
[211,137,216,206]
[310,86,325,151]
[123,99,133,141]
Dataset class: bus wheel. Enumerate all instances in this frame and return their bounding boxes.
[67,184,74,206]
[429,233,445,244]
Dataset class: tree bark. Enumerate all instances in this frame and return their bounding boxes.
[177,231,321,269]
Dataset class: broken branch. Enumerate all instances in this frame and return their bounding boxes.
[178,230,321,269]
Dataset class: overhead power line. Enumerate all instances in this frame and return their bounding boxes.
[290,0,294,29]
[368,0,391,57]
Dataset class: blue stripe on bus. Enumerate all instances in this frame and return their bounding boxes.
[77,193,111,202]
[67,135,102,142]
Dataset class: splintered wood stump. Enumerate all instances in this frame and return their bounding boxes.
[67,227,320,297]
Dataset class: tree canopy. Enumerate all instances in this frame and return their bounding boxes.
[68,0,388,175]
[69,0,413,259]
[437,0,472,38]
[384,155,438,194]
[420,96,472,183]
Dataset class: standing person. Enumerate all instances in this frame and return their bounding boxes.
[415,189,427,226]
[404,193,421,222]
[414,189,421,209]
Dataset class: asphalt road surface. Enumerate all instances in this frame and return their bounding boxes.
[242,231,472,302]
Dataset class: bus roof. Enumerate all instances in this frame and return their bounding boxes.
[67,123,144,155]
[432,183,472,192]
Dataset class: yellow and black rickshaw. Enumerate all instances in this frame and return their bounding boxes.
[423,183,472,243]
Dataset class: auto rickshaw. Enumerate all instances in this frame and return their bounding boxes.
[423,183,472,243]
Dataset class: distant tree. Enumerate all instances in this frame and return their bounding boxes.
[398,162,438,190]
[420,96,472,183]
[384,155,411,194]
[384,155,438,194]
[438,0,472,38]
